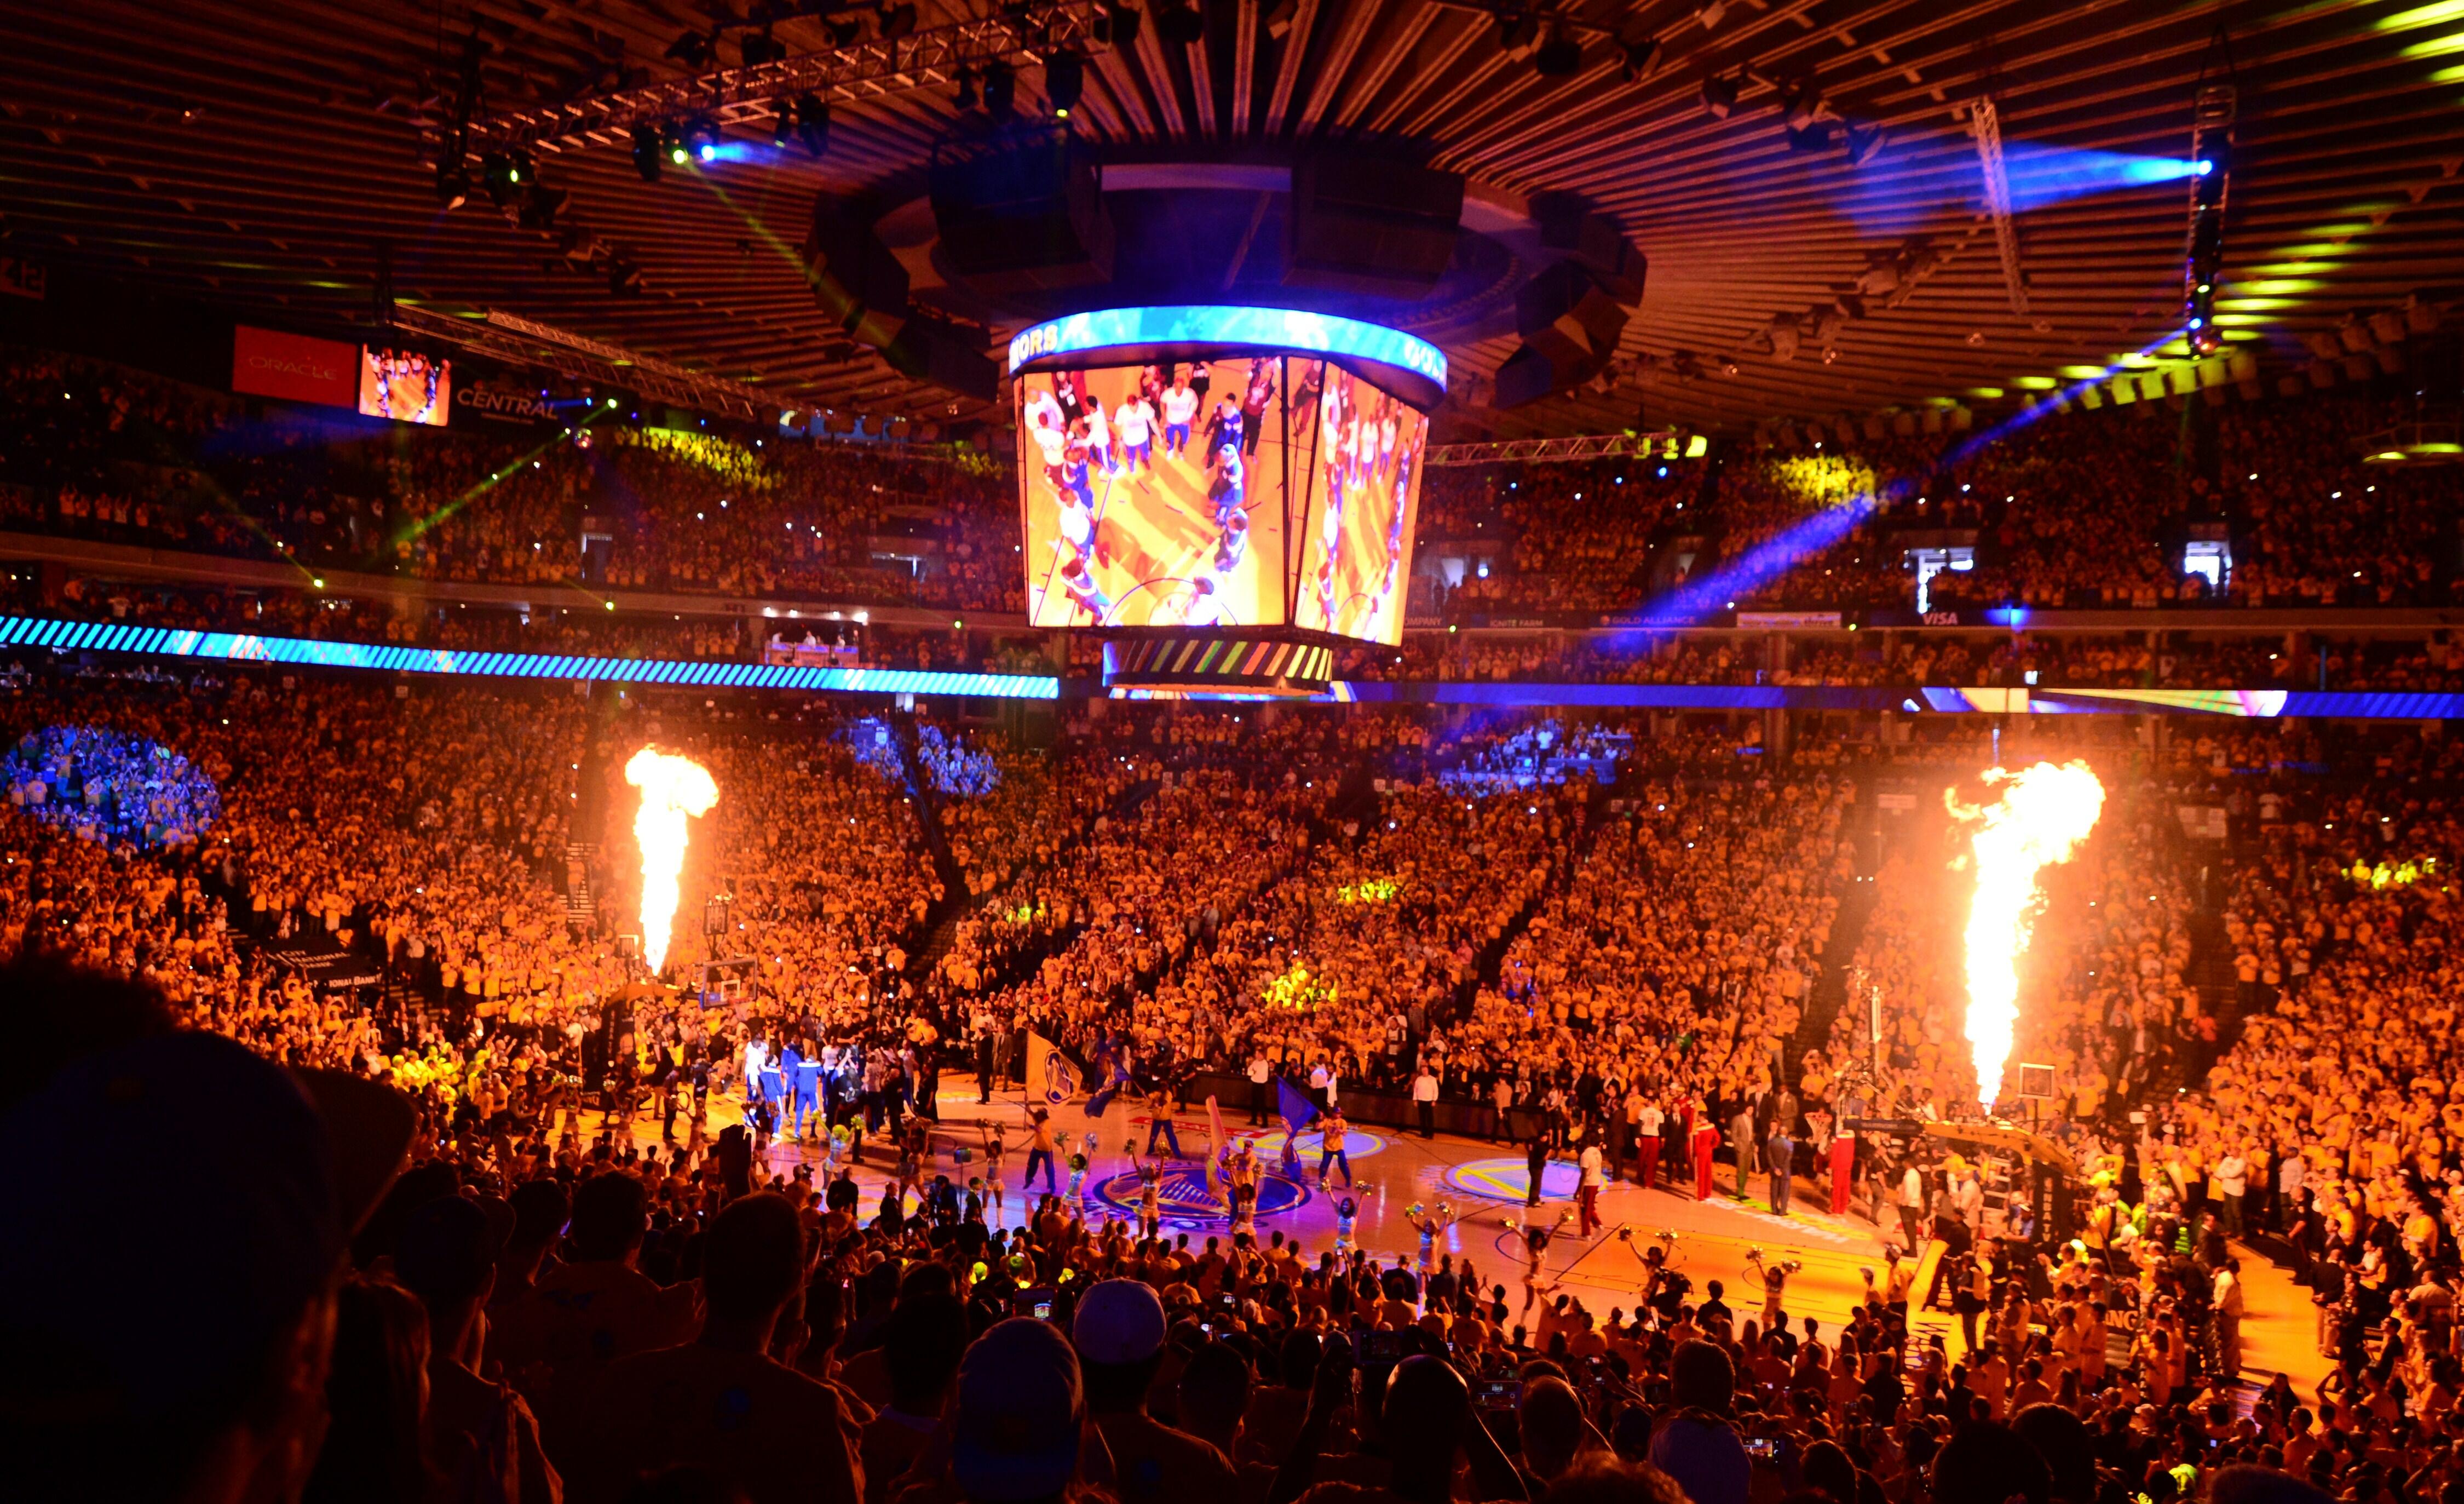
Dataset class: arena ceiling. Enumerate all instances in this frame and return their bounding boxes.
[8,0,2464,440]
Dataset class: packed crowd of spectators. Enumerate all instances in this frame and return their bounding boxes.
[1412,393,2463,621]
[14,343,2464,662]
[2146,721,2464,1370]
[0,639,2433,1504]
[0,346,1022,612]
[2,719,221,847]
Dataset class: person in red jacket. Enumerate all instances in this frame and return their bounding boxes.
[1691,1105,1721,1201]
[1830,1122,1857,1216]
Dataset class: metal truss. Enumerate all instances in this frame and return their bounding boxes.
[389,304,773,421]
[1968,95,2029,317]
[465,2,1106,154]
[1422,431,1689,467]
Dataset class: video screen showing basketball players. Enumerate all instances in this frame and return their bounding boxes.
[1291,363,1426,645]
[1015,359,1291,629]
[358,347,452,427]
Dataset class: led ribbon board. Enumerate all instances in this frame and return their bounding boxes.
[0,617,1058,699]
[1007,305,1447,410]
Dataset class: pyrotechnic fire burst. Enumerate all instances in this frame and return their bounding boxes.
[1948,760,2104,1110]
[625,748,717,974]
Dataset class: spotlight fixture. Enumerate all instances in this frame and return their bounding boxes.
[1781,79,1824,130]
[517,182,565,232]
[953,67,978,108]
[435,155,470,209]
[1786,122,1833,152]
[739,28,782,67]
[877,2,918,38]
[1846,123,1886,166]
[1155,1,1204,45]
[825,16,861,47]
[1093,2,1140,45]
[607,256,642,295]
[632,124,664,181]
[480,151,520,206]
[1494,11,1540,59]
[1046,50,1084,117]
[663,30,713,68]
[1534,25,1582,77]
[793,94,830,156]
[1098,1,1146,45]
[1700,72,1738,118]
[983,60,1017,120]
[666,128,688,166]
[683,116,721,163]
[773,104,796,149]
[1618,36,1663,83]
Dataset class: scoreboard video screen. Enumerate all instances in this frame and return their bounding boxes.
[1292,363,1425,644]
[1016,357,1294,629]
[1010,306,1441,647]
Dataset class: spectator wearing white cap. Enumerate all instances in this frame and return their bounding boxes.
[1073,1278,1236,1504]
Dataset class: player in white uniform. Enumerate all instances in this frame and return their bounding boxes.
[1114,395,1155,473]
[1030,409,1068,470]
[1159,378,1199,457]
[1056,492,1110,569]
[1024,385,1064,438]
[1083,399,1115,475]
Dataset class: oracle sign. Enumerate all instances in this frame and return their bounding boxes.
[231,325,358,408]
[454,379,558,423]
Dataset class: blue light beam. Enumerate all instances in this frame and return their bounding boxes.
[1631,326,2194,627]
[1845,140,2201,238]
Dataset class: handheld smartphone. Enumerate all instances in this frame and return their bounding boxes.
[1352,1329,1404,1363]
[1745,1437,1782,1461]
[1026,1287,1057,1321]
[1475,1377,1520,1411]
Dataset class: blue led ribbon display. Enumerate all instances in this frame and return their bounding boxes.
[10,613,2461,719]
[1006,305,1447,392]
[0,617,1059,700]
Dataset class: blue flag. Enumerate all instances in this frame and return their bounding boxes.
[1277,1077,1321,1138]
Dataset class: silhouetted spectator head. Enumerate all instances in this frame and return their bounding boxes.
[569,1171,650,1262]
[1934,1421,2051,1504]
[953,1317,1086,1503]
[2210,1465,2331,1504]
[885,1291,971,1415]
[1520,1375,1589,1482]
[701,1192,803,1327]
[0,957,412,1501]
[2012,1403,2096,1504]
[1669,1339,1736,1414]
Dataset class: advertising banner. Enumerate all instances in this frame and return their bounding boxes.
[231,324,358,408]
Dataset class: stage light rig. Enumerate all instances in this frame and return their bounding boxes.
[2185,82,2236,357]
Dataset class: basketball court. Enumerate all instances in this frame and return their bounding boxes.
[597,1076,2327,1391]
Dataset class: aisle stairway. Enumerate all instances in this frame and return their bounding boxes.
[1778,770,1884,1084]
[888,708,973,920]
[1451,768,1619,1020]
[563,841,598,928]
